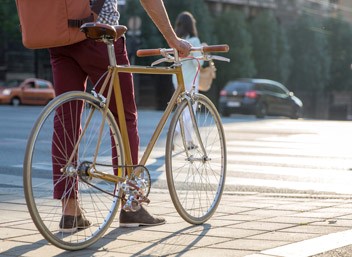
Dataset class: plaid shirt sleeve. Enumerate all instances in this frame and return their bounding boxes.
[92,0,120,25]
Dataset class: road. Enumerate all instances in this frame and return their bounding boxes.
[1,105,352,196]
[2,105,352,256]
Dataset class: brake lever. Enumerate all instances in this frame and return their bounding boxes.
[151,58,170,66]
[152,53,230,66]
[206,55,230,62]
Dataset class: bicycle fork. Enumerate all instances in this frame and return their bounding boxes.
[178,93,209,161]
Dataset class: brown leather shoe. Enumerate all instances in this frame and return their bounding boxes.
[59,214,91,233]
[119,205,166,228]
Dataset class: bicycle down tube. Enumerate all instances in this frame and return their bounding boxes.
[112,63,185,173]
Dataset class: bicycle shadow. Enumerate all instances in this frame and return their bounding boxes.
[97,223,212,256]
[1,219,210,256]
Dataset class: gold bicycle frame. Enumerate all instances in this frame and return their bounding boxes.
[93,62,186,178]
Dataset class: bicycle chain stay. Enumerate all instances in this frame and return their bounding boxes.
[77,162,151,210]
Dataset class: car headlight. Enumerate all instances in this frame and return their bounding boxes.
[2,89,11,95]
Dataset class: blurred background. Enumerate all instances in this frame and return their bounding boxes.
[1,0,352,120]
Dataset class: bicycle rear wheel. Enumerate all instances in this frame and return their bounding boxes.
[23,91,125,250]
[165,94,226,224]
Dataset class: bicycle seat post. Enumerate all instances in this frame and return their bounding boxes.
[104,39,117,66]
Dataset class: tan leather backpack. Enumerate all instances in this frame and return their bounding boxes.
[16,0,105,49]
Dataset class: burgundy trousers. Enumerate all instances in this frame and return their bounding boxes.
[49,37,139,199]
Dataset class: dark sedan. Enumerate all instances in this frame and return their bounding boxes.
[218,78,303,119]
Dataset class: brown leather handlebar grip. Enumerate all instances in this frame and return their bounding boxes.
[136,44,230,57]
[203,44,229,53]
[136,49,162,57]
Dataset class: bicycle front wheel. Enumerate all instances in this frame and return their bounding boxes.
[165,94,226,224]
[23,91,125,250]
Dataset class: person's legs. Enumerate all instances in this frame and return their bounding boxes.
[49,44,88,216]
[76,38,164,226]
[50,38,164,227]
[77,38,139,164]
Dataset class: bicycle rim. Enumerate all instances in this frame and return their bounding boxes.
[165,94,226,224]
[23,91,124,250]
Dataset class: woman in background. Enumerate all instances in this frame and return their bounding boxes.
[172,11,204,149]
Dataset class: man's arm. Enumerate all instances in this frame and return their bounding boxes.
[139,0,191,57]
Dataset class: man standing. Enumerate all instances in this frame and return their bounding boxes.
[51,0,192,232]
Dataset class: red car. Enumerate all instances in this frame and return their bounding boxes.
[0,78,55,106]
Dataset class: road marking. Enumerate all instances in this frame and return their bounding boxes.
[245,229,352,257]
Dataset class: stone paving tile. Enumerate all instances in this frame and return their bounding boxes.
[291,210,352,219]
[214,238,292,251]
[169,247,255,257]
[1,192,352,256]
[247,231,319,242]
[279,224,348,235]
[261,215,324,224]
[238,209,298,218]
[191,226,264,238]
[229,220,296,231]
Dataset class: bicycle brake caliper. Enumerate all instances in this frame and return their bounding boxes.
[91,90,106,108]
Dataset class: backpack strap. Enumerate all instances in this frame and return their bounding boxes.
[91,0,106,15]
[68,0,106,28]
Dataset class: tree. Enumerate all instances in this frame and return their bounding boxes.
[214,10,256,91]
[164,0,214,44]
[324,16,352,91]
[0,0,21,41]
[288,14,330,92]
[276,25,292,84]
[121,0,213,65]
[250,11,291,84]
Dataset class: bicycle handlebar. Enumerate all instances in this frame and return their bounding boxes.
[136,44,230,57]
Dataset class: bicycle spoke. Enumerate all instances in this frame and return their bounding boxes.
[23,92,124,250]
[166,94,226,224]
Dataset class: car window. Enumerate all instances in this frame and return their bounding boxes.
[23,81,35,89]
[274,85,289,95]
[262,84,275,93]
[225,81,252,92]
[37,81,50,89]
[253,84,263,91]
[264,83,287,95]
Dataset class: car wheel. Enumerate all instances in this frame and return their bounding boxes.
[255,102,267,118]
[11,97,21,106]
[290,107,302,119]
[221,109,230,117]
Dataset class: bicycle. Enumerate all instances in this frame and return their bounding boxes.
[23,22,230,250]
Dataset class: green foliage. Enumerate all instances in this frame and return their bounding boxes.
[121,0,213,65]
[288,14,330,92]
[0,0,21,41]
[276,26,292,84]
[214,10,256,90]
[324,17,352,91]
[3,0,352,97]
[250,11,291,84]
[250,11,279,79]
[164,0,214,44]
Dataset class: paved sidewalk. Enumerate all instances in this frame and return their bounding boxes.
[1,187,352,257]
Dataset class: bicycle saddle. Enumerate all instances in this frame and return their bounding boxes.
[80,22,127,41]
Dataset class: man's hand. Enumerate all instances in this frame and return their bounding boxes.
[140,0,192,57]
[169,38,192,57]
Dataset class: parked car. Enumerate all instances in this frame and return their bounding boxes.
[218,78,303,119]
[0,78,55,106]
[0,79,22,90]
